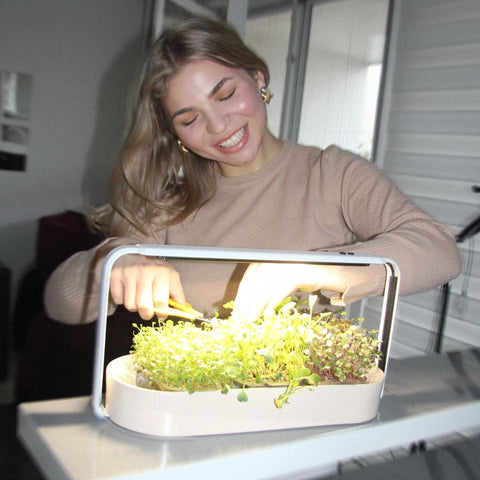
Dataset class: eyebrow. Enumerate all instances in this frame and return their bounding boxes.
[170,76,234,121]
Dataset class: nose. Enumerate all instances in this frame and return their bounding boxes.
[205,108,228,135]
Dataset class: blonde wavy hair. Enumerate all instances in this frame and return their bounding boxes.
[89,16,270,236]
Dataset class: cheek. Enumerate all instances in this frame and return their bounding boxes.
[177,128,203,148]
[239,88,264,115]
[242,92,267,134]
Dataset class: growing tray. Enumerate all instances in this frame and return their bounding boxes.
[91,245,399,437]
[106,354,384,436]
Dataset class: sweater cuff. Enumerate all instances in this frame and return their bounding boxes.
[321,264,386,306]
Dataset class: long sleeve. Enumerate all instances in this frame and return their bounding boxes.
[44,243,106,324]
[318,146,461,304]
[44,238,134,324]
[44,225,166,324]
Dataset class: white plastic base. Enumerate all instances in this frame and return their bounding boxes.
[105,355,384,437]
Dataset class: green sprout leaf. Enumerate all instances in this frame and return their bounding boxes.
[237,390,249,402]
[131,297,381,407]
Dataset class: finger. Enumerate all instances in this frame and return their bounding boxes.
[136,271,156,320]
[152,270,170,320]
[137,261,178,320]
[232,300,263,322]
[264,287,294,318]
[234,263,302,321]
[122,269,139,312]
[233,263,268,321]
[168,267,186,306]
[109,275,124,306]
[233,284,269,322]
[109,261,128,306]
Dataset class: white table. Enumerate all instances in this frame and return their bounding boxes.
[17,349,480,480]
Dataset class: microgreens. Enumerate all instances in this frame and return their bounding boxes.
[131,296,381,408]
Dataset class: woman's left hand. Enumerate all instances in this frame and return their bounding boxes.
[232,262,347,322]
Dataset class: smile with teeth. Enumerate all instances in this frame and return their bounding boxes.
[218,126,246,148]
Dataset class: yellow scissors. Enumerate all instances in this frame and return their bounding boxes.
[154,299,214,325]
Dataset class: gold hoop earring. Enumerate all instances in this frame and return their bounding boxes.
[177,139,189,154]
[260,86,273,104]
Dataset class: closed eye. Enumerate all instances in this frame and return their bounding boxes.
[220,88,236,101]
[182,115,198,126]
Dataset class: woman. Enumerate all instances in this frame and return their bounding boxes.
[44,16,461,325]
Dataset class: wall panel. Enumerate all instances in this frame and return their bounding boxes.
[372,0,480,358]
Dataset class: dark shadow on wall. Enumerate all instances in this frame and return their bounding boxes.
[82,33,148,209]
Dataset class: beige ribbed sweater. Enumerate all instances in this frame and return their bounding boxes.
[45,142,461,324]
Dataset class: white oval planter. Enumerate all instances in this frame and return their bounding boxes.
[105,354,385,437]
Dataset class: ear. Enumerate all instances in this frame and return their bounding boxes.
[254,70,267,89]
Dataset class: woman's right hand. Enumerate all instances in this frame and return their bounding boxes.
[107,254,186,320]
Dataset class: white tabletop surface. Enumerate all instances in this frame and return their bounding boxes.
[18,348,480,480]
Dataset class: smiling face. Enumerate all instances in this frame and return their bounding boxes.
[164,59,276,176]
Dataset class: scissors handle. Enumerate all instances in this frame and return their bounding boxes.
[154,299,209,323]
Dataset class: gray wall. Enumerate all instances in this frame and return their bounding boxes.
[0,1,148,315]
[368,0,480,357]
